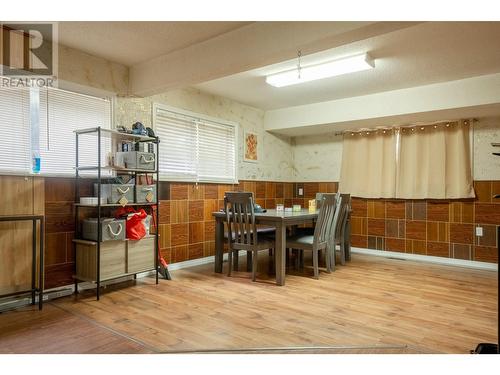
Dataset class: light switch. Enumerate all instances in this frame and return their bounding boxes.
[298,188,303,196]
[475,226,483,237]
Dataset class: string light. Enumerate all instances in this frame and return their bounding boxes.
[343,119,473,136]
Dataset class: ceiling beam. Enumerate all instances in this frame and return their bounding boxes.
[129,21,421,96]
[264,73,500,136]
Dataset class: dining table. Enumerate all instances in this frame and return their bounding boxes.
[212,208,319,286]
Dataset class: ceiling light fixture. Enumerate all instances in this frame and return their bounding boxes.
[266,53,375,88]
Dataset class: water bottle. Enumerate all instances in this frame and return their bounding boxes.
[32,151,41,174]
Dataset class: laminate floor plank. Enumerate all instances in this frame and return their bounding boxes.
[0,254,496,354]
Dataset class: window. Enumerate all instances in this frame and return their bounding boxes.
[0,83,112,176]
[0,86,31,174]
[153,104,238,183]
[39,87,112,175]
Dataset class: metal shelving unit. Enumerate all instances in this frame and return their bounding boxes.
[73,127,160,300]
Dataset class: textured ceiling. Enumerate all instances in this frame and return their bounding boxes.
[58,21,251,65]
[195,22,500,110]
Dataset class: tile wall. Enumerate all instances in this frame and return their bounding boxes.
[43,178,498,289]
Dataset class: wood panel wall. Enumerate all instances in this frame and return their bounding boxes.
[1,176,495,290]
[0,175,44,295]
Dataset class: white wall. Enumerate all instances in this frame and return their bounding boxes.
[114,87,294,182]
[292,133,343,182]
[291,117,500,182]
[473,117,500,180]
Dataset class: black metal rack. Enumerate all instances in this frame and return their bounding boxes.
[73,127,160,300]
[0,215,44,310]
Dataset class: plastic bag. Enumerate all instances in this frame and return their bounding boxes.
[115,207,147,240]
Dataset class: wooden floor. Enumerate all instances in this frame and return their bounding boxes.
[0,254,497,354]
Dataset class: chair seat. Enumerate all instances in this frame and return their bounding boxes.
[286,234,314,250]
[232,237,275,251]
[294,227,314,236]
[224,225,276,239]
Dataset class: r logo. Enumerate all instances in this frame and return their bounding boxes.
[1,23,57,77]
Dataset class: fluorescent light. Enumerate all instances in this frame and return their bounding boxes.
[265,53,375,88]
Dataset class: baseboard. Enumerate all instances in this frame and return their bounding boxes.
[166,253,229,271]
[351,247,498,271]
[0,254,230,311]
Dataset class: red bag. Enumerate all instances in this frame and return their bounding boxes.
[116,207,147,240]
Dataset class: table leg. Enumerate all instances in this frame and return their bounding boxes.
[215,218,224,273]
[39,217,44,310]
[275,223,286,286]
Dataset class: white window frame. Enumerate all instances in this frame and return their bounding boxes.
[152,102,239,184]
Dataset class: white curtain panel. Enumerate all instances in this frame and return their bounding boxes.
[339,129,397,198]
[339,120,475,199]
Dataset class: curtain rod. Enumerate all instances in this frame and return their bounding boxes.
[333,118,478,136]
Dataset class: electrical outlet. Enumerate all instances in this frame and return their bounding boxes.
[475,226,483,237]
[298,188,303,196]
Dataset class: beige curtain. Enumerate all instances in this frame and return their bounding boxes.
[339,129,396,198]
[396,120,475,199]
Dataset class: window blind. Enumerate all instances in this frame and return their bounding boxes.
[0,86,31,173]
[197,119,236,183]
[39,87,112,175]
[154,105,237,183]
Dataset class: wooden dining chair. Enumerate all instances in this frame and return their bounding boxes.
[325,194,345,270]
[224,192,275,281]
[285,194,337,279]
[342,195,352,262]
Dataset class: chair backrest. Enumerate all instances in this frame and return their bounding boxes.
[224,192,258,249]
[334,193,351,239]
[312,194,337,249]
[316,192,324,207]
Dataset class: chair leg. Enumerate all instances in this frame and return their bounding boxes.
[330,246,336,272]
[293,249,299,270]
[246,251,252,272]
[325,247,332,273]
[339,241,346,266]
[268,248,274,274]
[252,250,258,282]
[312,250,319,279]
[227,249,233,277]
[234,250,239,271]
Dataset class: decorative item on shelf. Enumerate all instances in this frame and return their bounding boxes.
[132,122,147,136]
[292,204,302,212]
[115,151,156,170]
[136,184,156,203]
[82,218,126,242]
[116,125,132,134]
[95,183,135,204]
[308,199,316,213]
[80,197,106,205]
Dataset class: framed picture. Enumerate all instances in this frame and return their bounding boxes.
[244,131,258,163]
